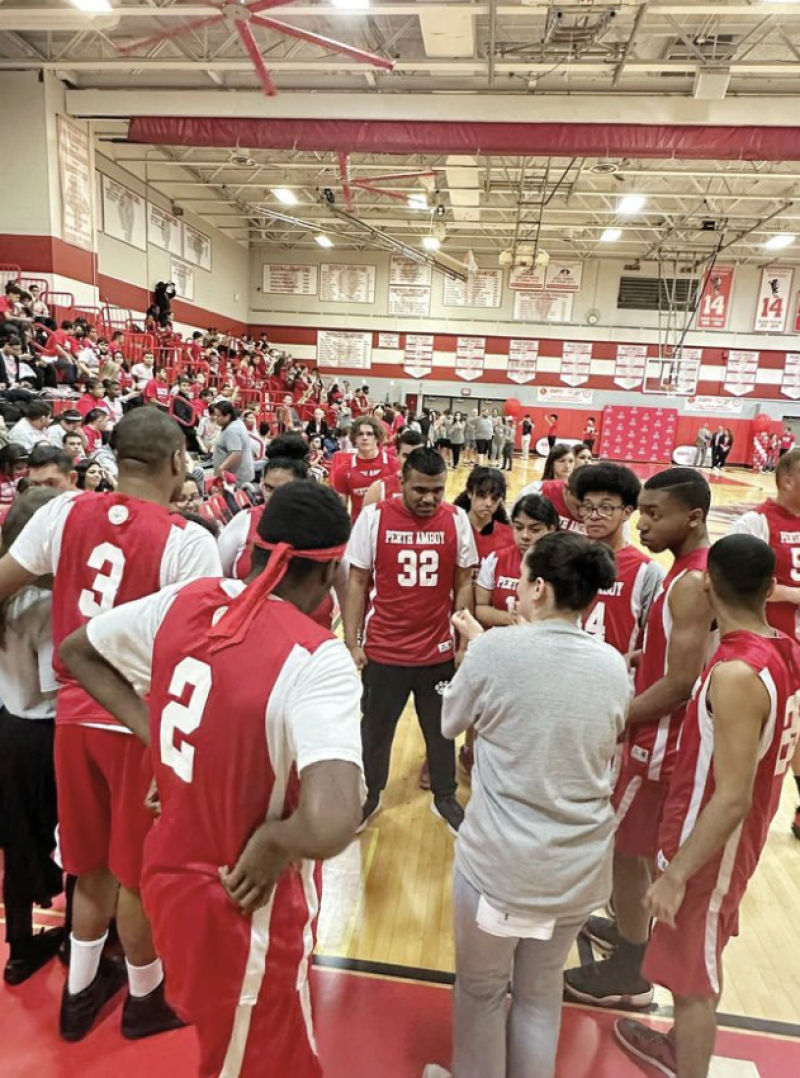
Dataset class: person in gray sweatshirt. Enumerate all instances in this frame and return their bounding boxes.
[423,532,631,1078]
[473,409,494,467]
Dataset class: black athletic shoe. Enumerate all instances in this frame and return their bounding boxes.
[4,928,65,986]
[792,806,800,841]
[431,796,465,836]
[121,981,186,1040]
[355,796,380,834]
[564,957,654,1010]
[614,1018,677,1078]
[580,915,622,955]
[60,956,127,1042]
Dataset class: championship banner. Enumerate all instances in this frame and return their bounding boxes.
[507,339,538,384]
[753,266,794,333]
[614,344,647,390]
[455,337,486,381]
[782,353,800,400]
[404,334,435,379]
[724,349,760,397]
[697,266,734,331]
[560,341,592,387]
[57,116,93,252]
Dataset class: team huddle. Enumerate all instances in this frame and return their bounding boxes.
[0,406,799,1078]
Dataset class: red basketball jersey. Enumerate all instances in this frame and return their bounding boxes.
[657,631,800,901]
[539,480,587,534]
[381,472,402,500]
[331,450,396,520]
[472,520,513,564]
[740,500,800,638]
[582,545,655,656]
[631,546,710,781]
[484,544,522,613]
[349,499,475,665]
[230,507,334,630]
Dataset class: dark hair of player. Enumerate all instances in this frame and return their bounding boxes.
[708,535,776,608]
[542,444,573,481]
[402,446,447,479]
[512,493,560,530]
[263,433,310,480]
[396,429,424,451]
[776,447,800,483]
[252,481,350,582]
[349,415,385,445]
[110,408,184,473]
[524,532,616,612]
[643,467,711,515]
[453,466,509,525]
[28,444,75,475]
[573,462,642,510]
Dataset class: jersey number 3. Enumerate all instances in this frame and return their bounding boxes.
[160,657,213,784]
[397,550,439,587]
[78,543,126,618]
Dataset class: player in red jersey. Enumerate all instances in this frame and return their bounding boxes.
[475,493,559,627]
[573,463,665,658]
[731,447,800,838]
[344,448,478,834]
[60,483,363,1078]
[452,467,513,564]
[362,428,424,509]
[0,409,222,1042]
[615,535,800,1078]
[330,416,397,521]
[517,470,587,534]
[566,468,714,1009]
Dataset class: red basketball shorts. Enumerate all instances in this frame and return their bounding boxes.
[612,755,670,860]
[55,724,153,889]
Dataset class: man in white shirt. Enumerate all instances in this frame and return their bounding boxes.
[130,351,156,392]
[9,401,53,452]
[47,410,83,449]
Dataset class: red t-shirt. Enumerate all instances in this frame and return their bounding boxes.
[331,449,397,521]
[780,433,795,451]
[144,378,171,406]
[83,426,103,454]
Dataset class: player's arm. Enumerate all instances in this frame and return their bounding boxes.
[627,569,713,727]
[731,511,800,605]
[0,553,37,602]
[0,492,75,600]
[442,636,483,738]
[646,660,768,927]
[362,478,383,509]
[217,511,250,577]
[214,449,242,478]
[343,566,370,670]
[475,583,513,627]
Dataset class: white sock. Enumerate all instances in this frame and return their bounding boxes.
[68,932,107,996]
[126,957,164,998]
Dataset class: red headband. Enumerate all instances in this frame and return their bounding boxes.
[209,539,346,652]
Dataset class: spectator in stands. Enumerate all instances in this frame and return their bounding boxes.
[75,459,114,492]
[81,408,109,455]
[143,365,171,411]
[97,343,121,383]
[277,394,300,433]
[47,409,83,450]
[42,320,79,384]
[76,379,107,418]
[0,282,31,342]
[169,375,200,452]
[101,380,123,428]
[242,409,266,462]
[0,445,29,505]
[305,407,330,441]
[0,335,25,389]
[8,402,52,453]
[26,284,49,319]
[130,349,155,392]
[63,432,84,463]
[211,400,255,487]
[25,444,77,492]
[171,472,204,514]
[352,384,370,417]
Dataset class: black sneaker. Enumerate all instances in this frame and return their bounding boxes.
[121,980,186,1040]
[614,1018,677,1077]
[60,956,127,1042]
[564,956,654,1010]
[355,796,380,834]
[580,915,622,955]
[431,796,465,836]
[4,928,65,986]
[793,806,800,841]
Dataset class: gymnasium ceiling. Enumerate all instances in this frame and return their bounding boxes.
[4,1,800,265]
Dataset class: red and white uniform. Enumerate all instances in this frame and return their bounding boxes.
[350,393,369,418]
[732,500,800,639]
[85,578,363,1078]
[476,544,522,614]
[82,425,103,454]
[645,631,800,997]
[582,546,664,658]
[614,547,711,859]
[330,449,396,521]
[377,473,402,502]
[516,479,587,534]
[217,507,335,630]
[9,491,221,887]
[144,377,171,407]
[472,520,513,564]
[780,432,796,453]
[347,498,478,666]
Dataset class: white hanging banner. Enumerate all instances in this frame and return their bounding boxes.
[57,116,94,252]
[782,353,800,400]
[507,339,539,384]
[753,266,794,332]
[388,284,431,317]
[509,264,547,291]
[390,256,432,286]
[614,343,648,390]
[443,270,503,308]
[513,290,573,324]
[724,349,760,396]
[149,203,183,256]
[455,336,486,381]
[544,261,584,293]
[560,341,593,386]
[170,258,194,301]
[317,330,372,369]
[404,333,435,379]
[378,332,400,350]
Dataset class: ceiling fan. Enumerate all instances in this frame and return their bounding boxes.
[118,0,395,97]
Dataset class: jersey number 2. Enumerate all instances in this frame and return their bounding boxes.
[397,550,439,587]
[78,543,126,618]
[160,657,213,784]
[776,691,800,777]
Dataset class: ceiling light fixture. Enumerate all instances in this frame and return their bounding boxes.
[69,0,113,10]
[272,188,298,206]
[764,233,795,249]
[315,234,334,248]
[422,236,441,251]
[600,228,622,242]
[331,0,370,9]
[618,194,646,214]
[408,194,429,211]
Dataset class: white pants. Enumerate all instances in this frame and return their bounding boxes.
[521,434,531,460]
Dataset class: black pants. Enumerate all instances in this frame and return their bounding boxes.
[361,660,456,801]
[502,443,513,470]
[452,443,462,467]
[0,710,62,946]
[718,448,731,469]
[547,435,556,449]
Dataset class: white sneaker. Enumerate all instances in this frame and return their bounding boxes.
[422,1067,452,1078]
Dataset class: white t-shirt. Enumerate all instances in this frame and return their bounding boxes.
[217,509,252,578]
[0,586,57,719]
[86,580,365,777]
[8,418,50,453]
[130,363,154,391]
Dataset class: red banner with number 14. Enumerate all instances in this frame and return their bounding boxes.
[697,265,734,330]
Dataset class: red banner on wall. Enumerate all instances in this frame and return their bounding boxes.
[697,266,734,331]
[598,405,678,463]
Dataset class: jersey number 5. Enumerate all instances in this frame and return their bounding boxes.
[160,657,213,784]
[78,542,126,618]
[397,550,439,587]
